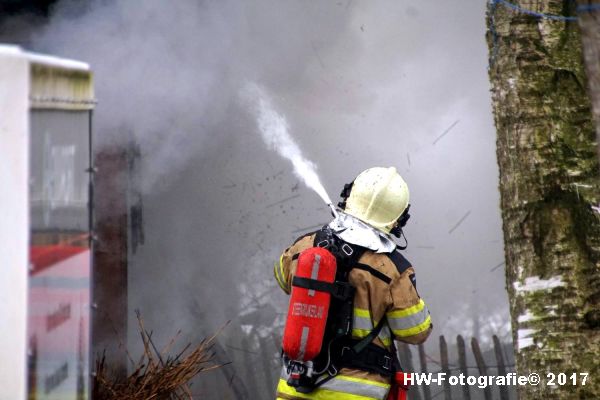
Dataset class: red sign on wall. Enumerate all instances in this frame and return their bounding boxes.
[28,246,90,400]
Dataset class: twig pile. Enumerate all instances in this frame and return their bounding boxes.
[93,311,224,400]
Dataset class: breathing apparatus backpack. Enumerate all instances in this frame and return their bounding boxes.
[281,227,401,393]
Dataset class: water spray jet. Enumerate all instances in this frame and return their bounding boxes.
[244,83,336,217]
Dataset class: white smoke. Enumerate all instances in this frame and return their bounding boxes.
[243,83,333,207]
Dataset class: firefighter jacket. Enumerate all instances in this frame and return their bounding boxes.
[274,232,432,400]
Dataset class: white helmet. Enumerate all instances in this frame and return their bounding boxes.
[339,167,410,234]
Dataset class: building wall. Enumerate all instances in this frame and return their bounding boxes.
[0,46,30,400]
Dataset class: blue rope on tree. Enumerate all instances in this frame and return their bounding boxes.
[492,0,578,22]
[487,0,584,68]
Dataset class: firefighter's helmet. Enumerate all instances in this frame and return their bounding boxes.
[339,167,409,234]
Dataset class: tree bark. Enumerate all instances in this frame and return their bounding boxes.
[577,0,600,160]
[487,1,600,398]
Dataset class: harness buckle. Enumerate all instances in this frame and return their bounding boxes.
[382,355,393,371]
[317,239,331,248]
[341,243,354,256]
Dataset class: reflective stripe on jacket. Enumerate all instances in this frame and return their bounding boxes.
[274,232,432,399]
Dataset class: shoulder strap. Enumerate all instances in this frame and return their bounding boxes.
[293,229,320,246]
[353,263,392,284]
[388,249,412,274]
[312,227,332,248]
[313,227,367,275]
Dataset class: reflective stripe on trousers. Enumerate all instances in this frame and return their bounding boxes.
[277,369,390,400]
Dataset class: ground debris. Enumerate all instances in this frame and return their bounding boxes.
[92,311,225,400]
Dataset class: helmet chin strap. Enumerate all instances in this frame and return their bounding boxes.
[390,205,410,236]
[396,229,408,250]
[390,205,410,250]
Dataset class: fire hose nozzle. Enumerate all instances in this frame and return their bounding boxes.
[328,203,339,219]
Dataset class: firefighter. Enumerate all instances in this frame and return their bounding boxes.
[274,167,432,400]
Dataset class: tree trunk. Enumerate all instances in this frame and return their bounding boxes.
[577,1,600,159]
[487,1,600,398]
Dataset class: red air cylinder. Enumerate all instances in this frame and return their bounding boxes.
[282,247,337,362]
[387,372,410,400]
